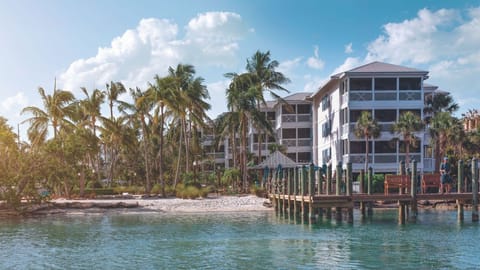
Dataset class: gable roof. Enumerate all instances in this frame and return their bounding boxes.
[252,150,300,169]
[332,61,428,79]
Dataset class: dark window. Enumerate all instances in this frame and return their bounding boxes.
[375,109,397,122]
[399,140,421,153]
[321,95,330,111]
[297,152,311,163]
[374,78,397,90]
[375,141,396,153]
[350,78,372,91]
[267,111,275,120]
[287,153,296,161]
[298,128,311,138]
[322,121,331,138]
[282,104,295,114]
[350,141,372,154]
[297,104,311,114]
[399,78,421,90]
[349,110,369,122]
[282,128,296,139]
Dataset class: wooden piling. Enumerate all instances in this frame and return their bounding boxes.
[367,167,373,216]
[457,160,464,222]
[410,160,417,222]
[326,164,332,195]
[360,169,366,217]
[346,162,353,224]
[472,158,478,222]
[335,162,343,222]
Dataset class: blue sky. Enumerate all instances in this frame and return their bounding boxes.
[1,0,479,133]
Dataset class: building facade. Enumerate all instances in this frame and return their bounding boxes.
[310,61,440,174]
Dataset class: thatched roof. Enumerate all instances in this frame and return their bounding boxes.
[252,150,299,169]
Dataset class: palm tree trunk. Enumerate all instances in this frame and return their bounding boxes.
[174,123,183,188]
[158,106,165,197]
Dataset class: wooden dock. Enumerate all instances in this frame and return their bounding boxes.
[267,159,480,224]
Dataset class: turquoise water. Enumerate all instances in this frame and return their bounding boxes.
[1,210,479,270]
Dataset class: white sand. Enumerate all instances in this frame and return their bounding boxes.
[51,195,272,213]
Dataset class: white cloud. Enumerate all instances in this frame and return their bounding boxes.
[2,92,28,112]
[331,57,362,75]
[278,57,302,76]
[303,75,329,92]
[365,8,459,64]
[344,43,353,54]
[206,80,229,118]
[306,46,325,70]
[58,12,250,94]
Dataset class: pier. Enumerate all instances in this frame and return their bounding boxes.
[268,159,480,224]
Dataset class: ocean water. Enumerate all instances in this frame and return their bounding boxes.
[1,209,479,270]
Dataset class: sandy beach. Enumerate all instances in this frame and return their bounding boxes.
[46,195,273,214]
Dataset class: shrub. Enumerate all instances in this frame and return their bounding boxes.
[250,186,266,198]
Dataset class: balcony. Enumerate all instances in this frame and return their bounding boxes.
[281,114,311,123]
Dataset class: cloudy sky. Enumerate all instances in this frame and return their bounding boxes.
[1,0,479,132]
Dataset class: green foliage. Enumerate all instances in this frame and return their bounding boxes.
[113,186,145,195]
[250,186,266,197]
[175,183,209,199]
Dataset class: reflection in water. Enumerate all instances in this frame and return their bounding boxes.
[0,210,479,269]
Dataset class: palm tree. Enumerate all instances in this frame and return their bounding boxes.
[354,111,381,173]
[225,72,262,192]
[120,87,154,194]
[429,111,455,171]
[21,85,76,143]
[246,50,290,162]
[105,81,126,120]
[392,111,424,167]
[148,75,177,196]
[424,92,458,123]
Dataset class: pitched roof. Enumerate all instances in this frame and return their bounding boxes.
[332,61,428,78]
[252,150,299,169]
[283,92,313,101]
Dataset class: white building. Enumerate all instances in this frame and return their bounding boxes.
[310,61,439,174]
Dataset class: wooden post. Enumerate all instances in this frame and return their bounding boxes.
[308,163,315,221]
[326,164,332,195]
[359,169,365,217]
[293,167,298,215]
[347,162,353,223]
[399,160,405,195]
[367,167,373,216]
[398,202,406,225]
[457,160,464,222]
[410,160,417,222]
[472,158,478,222]
[336,162,342,196]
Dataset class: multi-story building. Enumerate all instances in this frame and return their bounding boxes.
[310,61,440,174]
[249,92,313,164]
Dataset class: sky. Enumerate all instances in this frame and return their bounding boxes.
[1,0,479,136]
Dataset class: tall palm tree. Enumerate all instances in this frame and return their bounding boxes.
[148,75,177,196]
[429,111,455,171]
[392,111,424,167]
[424,92,458,123]
[21,85,76,143]
[246,50,290,162]
[105,81,126,120]
[120,87,154,194]
[225,72,263,192]
[354,111,381,173]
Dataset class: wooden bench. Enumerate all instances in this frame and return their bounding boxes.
[384,175,411,195]
[421,173,441,194]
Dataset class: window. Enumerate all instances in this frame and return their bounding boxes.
[322,148,331,163]
[287,153,296,161]
[321,121,331,138]
[399,140,421,153]
[399,78,421,90]
[282,104,295,114]
[297,104,311,114]
[349,110,369,122]
[375,109,397,122]
[297,152,311,163]
[321,95,330,111]
[298,128,311,138]
[375,141,396,153]
[350,78,372,91]
[374,78,396,90]
[350,141,372,154]
[282,128,296,139]
[267,111,275,120]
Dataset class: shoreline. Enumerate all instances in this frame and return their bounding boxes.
[32,194,273,215]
